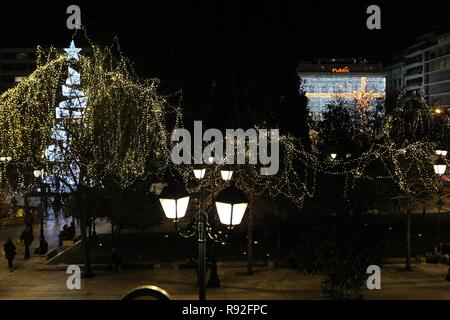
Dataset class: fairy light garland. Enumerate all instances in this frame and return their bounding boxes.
[0,37,448,209]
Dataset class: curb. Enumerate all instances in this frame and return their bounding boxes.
[39,260,273,271]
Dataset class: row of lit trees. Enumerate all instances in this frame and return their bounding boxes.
[306,91,450,298]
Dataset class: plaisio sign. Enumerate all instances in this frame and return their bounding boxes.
[331,67,350,73]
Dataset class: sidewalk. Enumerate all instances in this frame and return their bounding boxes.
[2,217,450,300]
[0,215,110,278]
[0,262,449,300]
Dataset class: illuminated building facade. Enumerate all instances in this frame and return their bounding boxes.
[385,32,450,109]
[298,59,386,114]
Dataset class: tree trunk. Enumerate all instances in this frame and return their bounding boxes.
[24,193,30,224]
[247,206,254,275]
[276,230,281,254]
[80,212,93,277]
[88,218,92,238]
[405,212,412,271]
[111,221,115,245]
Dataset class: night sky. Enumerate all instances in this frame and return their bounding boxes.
[1,1,449,123]
[1,1,448,58]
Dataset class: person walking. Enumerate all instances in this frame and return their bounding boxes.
[3,237,16,272]
[20,225,34,259]
[52,193,62,221]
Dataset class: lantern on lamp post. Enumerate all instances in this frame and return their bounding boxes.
[193,168,206,180]
[215,184,248,229]
[220,169,234,181]
[158,184,190,223]
[433,160,447,176]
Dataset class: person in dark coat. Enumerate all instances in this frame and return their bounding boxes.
[58,224,71,246]
[52,193,62,220]
[443,241,450,255]
[3,237,16,272]
[20,225,34,259]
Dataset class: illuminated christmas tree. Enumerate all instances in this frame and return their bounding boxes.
[44,41,87,192]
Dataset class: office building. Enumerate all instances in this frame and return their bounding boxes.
[385,32,450,108]
[298,58,386,114]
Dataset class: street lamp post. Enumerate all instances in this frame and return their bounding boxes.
[433,154,450,281]
[193,167,207,300]
[158,167,245,301]
[33,170,45,240]
[434,154,446,244]
[207,165,234,287]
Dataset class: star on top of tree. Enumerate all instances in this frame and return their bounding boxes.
[64,40,82,61]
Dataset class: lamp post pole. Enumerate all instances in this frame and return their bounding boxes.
[198,184,207,300]
[208,163,221,287]
[40,184,44,239]
[446,240,450,281]
[437,194,442,244]
[33,170,45,240]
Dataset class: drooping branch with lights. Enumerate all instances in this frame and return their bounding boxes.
[0,38,448,214]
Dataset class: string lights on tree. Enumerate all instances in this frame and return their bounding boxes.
[0,35,449,210]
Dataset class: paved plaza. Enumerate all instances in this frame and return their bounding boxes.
[1,219,450,300]
[0,258,449,299]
